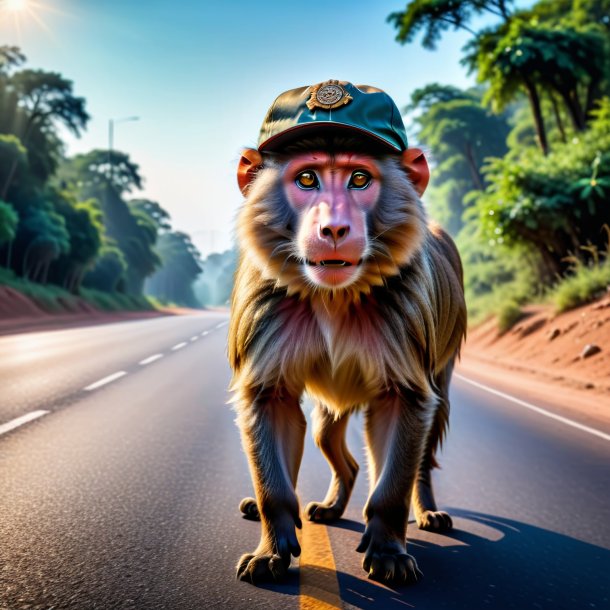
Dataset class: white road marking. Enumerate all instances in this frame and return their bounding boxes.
[172,342,187,351]
[454,373,610,442]
[0,410,50,437]
[190,336,198,342]
[139,354,164,365]
[201,331,209,337]
[84,371,127,391]
[215,321,228,329]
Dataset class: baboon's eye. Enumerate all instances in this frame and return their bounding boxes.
[295,171,319,190]
[348,170,371,189]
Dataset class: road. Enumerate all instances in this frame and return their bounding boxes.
[0,312,608,610]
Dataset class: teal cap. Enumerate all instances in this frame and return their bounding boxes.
[258,80,408,153]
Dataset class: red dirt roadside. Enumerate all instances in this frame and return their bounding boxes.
[458,295,610,430]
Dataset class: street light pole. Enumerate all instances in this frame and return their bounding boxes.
[107,115,140,186]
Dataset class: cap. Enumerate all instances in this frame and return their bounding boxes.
[258,80,408,153]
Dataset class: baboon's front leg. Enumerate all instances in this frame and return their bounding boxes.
[235,388,306,583]
[358,389,431,584]
[306,403,359,522]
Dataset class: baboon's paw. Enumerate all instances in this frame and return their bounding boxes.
[363,551,422,585]
[236,552,288,584]
[239,497,260,521]
[356,520,423,585]
[306,501,343,523]
[417,510,453,532]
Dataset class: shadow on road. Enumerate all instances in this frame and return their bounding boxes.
[319,510,609,610]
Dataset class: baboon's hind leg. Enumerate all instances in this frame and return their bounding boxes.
[306,402,359,523]
[413,364,454,532]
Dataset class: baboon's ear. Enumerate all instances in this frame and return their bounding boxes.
[401,148,430,196]
[237,148,263,196]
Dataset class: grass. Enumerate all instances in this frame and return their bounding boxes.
[466,230,610,329]
[0,267,158,314]
[465,272,540,329]
[549,256,610,312]
[496,300,525,333]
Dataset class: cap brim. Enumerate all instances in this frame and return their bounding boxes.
[258,121,402,153]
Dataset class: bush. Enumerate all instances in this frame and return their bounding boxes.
[497,300,524,333]
[551,258,610,312]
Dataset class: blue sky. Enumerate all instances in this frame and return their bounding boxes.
[0,0,513,256]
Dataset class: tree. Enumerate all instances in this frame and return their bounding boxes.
[145,231,202,306]
[83,244,128,293]
[471,98,610,279]
[1,68,89,199]
[60,149,142,196]
[388,0,513,49]
[390,1,610,155]
[0,199,18,247]
[193,249,237,307]
[59,150,160,295]
[48,193,103,292]
[464,22,606,154]
[129,199,171,232]
[407,84,510,233]
[18,205,70,282]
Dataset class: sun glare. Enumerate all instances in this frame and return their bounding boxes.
[3,0,28,11]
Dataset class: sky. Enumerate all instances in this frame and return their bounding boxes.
[0,0,510,257]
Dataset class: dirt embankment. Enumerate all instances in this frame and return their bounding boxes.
[459,295,610,428]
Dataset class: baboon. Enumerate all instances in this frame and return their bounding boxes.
[229,80,466,585]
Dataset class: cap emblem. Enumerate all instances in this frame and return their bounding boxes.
[306,80,353,111]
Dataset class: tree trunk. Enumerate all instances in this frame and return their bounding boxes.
[5,238,13,270]
[522,74,549,155]
[549,93,567,143]
[558,87,586,132]
[464,141,484,190]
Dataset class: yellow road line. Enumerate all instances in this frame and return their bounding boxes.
[299,518,342,610]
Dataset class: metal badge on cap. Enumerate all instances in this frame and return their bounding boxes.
[306,80,353,111]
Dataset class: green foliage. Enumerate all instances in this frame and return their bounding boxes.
[0,199,18,246]
[471,99,610,278]
[549,226,610,312]
[0,46,202,314]
[193,249,237,307]
[145,231,202,307]
[388,1,514,50]
[407,84,510,233]
[48,192,103,291]
[390,1,610,330]
[60,149,142,196]
[551,258,610,312]
[80,288,156,312]
[60,151,160,295]
[83,245,128,293]
[497,300,524,333]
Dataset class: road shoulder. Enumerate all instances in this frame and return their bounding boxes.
[456,352,609,434]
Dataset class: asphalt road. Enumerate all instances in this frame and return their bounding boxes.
[0,312,608,610]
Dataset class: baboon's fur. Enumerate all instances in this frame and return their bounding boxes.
[229,139,467,585]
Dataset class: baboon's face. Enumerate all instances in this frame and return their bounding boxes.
[236,141,429,300]
[282,152,381,289]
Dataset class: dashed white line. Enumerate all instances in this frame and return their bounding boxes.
[201,331,209,337]
[84,371,127,391]
[215,321,229,329]
[190,336,198,342]
[172,342,187,351]
[454,373,610,442]
[0,410,50,437]
[139,354,164,366]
